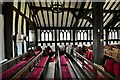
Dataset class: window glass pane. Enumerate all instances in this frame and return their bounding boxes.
[41,32,44,41]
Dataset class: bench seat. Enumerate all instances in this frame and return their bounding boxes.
[36,56,49,68]
[61,66,72,80]
[26,68,43,80]
[60,55,68,66]
[26,56,49,80]
[2,56,34,80]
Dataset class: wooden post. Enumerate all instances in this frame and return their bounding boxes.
[3,2,13,59]
[92,2,104,65]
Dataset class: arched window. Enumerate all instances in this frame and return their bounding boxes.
[67,31,70,40]
[49,32,52,41]
[45,32,48,41]
[41,32,44,41]
[64,31,66,40]
[78,32,80,40]
[60,31,63,40]
[114,31,117,39]
[109,32,112,39]
[84,31,87,40]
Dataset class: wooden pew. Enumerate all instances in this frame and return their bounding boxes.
[60,54,72,80]
[1,52,27,74]
[9,51,44,80]
[1,48,41,73]
[1,50,42,80]
[73,50,113,80]
[25,56,49,80]
[2,55,34,80]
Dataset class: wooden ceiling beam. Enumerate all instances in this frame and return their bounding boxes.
[33,2,42,27]
[29,2,39,27]
[65,2,71,28]
[45,1,50,27]
[13,6,34,25]
[37,27,93,30]
[39,2,46,27]
[70,2,78,27]
[36,26,120,30]
[76,2,86,28]
[29,6,120,13]
[51,2,54,27]
[83,2,91,27]
[61,2,65,27]
[105,13,120,28]
[103,2,120,23]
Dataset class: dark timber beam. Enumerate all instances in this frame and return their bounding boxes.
[21,2,27,53]
[70,2,78,27]
[29,6,120,13]
[14,2,21,57]
[13,6,34,26]
[3,2,13,59]
[33,2,42,27]
[65,2,71,28]
[51,2,54,27]
[105,29,109,45]
[105,13,120,28]
[37,27,93,30]
[36,26,120,30]
[61,2,65,27]
[83,2,91,28]
[73,2,86,28]
[77,2,85,20]
[83,13,91,27]
[31,2,41,27]
[39,2,46,27]
[57,2,59,27]
[28,3,38,46]
[45,1,50,27]
[82,16,93,24]
[92,2,104,65]
[28,2,38,27]
[103,2,119,24]
[72,2,86,30]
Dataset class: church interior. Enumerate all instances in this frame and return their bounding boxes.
[0,0,120,80]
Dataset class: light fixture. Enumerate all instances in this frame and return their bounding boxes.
[50,1,64,13]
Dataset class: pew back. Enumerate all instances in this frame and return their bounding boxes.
[0,53,28,73]
[73,50,113,79]
[10,51,43,80]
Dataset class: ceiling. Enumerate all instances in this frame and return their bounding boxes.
[27,0,120,29]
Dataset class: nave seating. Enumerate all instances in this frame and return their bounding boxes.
[10,50,44,80]
[1,49,42,80]
[25,56,49,80]
[104,57,120,78]
[72,50,113,80]
[80,44,120,62]
[60,55,72,80]
[103,45,120,78]
[2,56,34,80]
[80,44,120,78]
[104,49,120,61]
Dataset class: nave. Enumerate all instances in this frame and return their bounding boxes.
[1,44,120,80]
[0,0,120,80]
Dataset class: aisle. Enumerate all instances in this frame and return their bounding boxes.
[44,62,55,80]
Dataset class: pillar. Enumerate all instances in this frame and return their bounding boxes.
[92,2,104,65]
